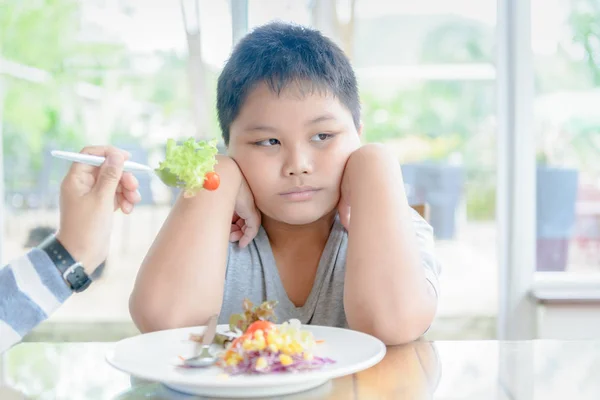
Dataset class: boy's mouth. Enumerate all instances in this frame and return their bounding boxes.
[279,186,321,201]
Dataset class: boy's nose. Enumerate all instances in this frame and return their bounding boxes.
[284,163,311,176]
[283,150,313,176]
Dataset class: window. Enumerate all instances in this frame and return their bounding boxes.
[533,0,600,276]
[352,0,498,337]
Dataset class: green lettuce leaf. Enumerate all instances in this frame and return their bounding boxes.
[155,138,218,197]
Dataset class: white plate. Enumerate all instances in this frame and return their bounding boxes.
[106,324,386,398]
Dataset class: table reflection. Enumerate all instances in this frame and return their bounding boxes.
[2,340,600,399]
[113,340,441,399]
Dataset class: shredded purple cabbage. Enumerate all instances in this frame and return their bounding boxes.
[221,352,335,375]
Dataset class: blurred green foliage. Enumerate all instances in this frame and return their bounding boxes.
[1,0,599,218]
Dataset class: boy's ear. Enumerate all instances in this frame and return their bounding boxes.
[357,121,364,137]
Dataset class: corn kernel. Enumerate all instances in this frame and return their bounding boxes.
[279,354,293,366]
[255,339,266,351]
[254,330,264,339]
[255,357,268,370]
[266,331,277,344]
[225,352,243,364]
[242,339,254,350]
[303,352,314,361]
[268,343,278,353]
[226,357,239,366]
[290,342,303,354]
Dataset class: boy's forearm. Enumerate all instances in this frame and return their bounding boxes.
[343,144,437,345]
[130,155,241,333]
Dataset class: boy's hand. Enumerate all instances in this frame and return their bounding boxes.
[230,173,261,248]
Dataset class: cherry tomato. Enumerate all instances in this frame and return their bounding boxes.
[245,320,275,335]
[228,321,275,350]
[203,171,220,191]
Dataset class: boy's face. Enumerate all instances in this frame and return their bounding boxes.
[228,82,361,225]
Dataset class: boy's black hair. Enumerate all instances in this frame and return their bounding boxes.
[217,22,360,145]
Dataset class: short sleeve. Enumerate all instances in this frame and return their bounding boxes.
[410,208,441,297]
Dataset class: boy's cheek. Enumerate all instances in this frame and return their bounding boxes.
[234,158,271,186]
[245,176,272,201]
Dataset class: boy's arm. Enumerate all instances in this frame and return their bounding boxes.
[343,144,439,345]
[1,249,72,354]
[129,156,242,333]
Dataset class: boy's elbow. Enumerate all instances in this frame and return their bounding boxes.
[348,303,437,346]
[354,317,433,346]
[129,292,179,333]
[129,293,154,333]
[378,322,432,346]
[129,290,221,333]
[379,291,438,345]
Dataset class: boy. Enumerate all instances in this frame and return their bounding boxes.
[130,22,440,345]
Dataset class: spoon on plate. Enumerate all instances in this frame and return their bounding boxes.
[182,314,219,368]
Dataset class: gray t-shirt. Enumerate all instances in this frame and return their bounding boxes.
[219,209,440,328]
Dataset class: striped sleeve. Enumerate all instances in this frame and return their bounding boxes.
[0,249,72,353]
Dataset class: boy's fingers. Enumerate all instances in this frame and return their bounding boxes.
[238,212,260,248]
[240,226,258,248]
[230,231,243,242]
[337,202,351,230]
[239,235,251,248]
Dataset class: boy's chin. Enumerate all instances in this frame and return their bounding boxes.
[268,208,336,226]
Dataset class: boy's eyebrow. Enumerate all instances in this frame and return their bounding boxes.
[305,114,337,125]
[245,125,279,133]
[244,114,336,133]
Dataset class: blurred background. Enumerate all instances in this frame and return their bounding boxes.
[1,0,599,343]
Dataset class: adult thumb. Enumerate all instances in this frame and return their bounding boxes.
[94,152,125,196]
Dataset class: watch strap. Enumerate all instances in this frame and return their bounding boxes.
[38,235,92,293]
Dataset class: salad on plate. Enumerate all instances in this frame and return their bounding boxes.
[185,299,335,375]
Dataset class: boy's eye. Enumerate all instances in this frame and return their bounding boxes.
[255,138,280,146]
[311,133,334,142]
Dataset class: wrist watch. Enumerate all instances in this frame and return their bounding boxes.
[38,235,92,293]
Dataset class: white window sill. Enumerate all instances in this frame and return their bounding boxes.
[531,272,600,303]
